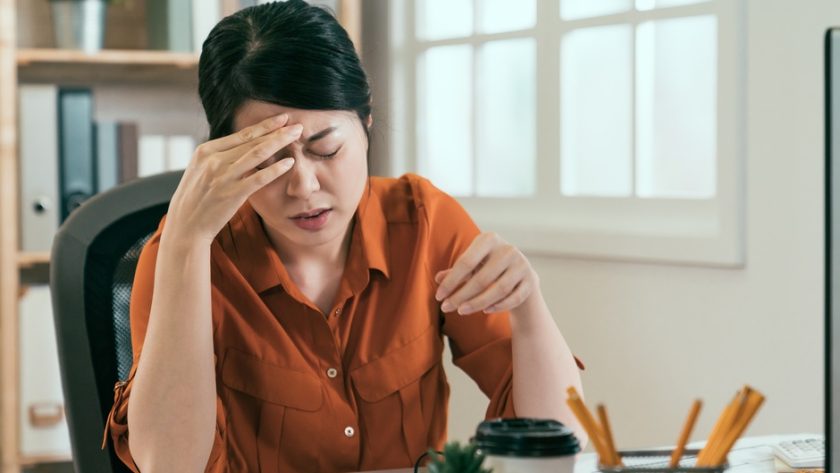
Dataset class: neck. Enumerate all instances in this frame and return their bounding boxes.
[263,216,355,271]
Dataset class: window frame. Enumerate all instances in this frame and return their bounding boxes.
[388,0,746,267]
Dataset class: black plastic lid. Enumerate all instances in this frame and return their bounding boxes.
[472,418,582,458]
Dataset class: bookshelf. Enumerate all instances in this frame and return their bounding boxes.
[0,1,362,472]
[18,49,200,84]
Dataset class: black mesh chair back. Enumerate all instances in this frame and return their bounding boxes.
[50,171,183,472]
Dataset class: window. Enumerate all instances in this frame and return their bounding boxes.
[389,0,745,265]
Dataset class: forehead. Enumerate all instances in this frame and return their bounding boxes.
[232,100,355,133]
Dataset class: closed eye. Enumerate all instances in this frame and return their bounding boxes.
[256,146,342,170]
[313,146,341,159]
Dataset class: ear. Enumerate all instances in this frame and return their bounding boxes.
[365,114,373,129]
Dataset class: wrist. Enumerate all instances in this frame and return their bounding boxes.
[159,230,213,256]
[510,288,550,333]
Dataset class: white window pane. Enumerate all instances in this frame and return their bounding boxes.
[416,0,472,40]
[476,39,536,197]
[478,0,536,33]
[561,25,633,197]
[561,0,631,20]
[418,45,473,196]
[636,16,717,198]
[636,0,710,11]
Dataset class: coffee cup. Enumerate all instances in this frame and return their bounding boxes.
[472,418,581,473]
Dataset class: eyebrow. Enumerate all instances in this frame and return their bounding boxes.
[304,126,337,144]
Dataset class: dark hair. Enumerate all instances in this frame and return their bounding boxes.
[198,0,372,144]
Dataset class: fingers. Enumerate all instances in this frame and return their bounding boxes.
[434,234,496,302]
[453,268,525,314]
[230,123,303,176]
[434,232,537,316]
[439,248,519,314]
[481,280,531,314]
[200,113,289,156]
[434,269,451,284]
[241,157,296,195]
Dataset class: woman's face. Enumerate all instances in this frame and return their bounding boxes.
[231,100,369,252]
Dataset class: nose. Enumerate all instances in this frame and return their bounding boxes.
[285,155,320,200]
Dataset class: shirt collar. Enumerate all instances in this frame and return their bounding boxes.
[356,179,390,280]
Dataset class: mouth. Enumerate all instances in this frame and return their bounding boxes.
[290,208,331,219]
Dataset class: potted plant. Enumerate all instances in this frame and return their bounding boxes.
[426,442,493,473]
[49,0,127,52]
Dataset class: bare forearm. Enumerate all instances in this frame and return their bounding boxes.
[127,234,217,471]
[510,288,588,448]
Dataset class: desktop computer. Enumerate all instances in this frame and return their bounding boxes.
[825,25,840,473]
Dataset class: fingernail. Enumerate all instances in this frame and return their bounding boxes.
[458,305,472,314]
[290,124,303,134]
[441,301,453,312]
[435,290,445,301]
[273,114,287,123]
[279,158,295,168]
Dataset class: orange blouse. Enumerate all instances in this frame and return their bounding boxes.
[104,173,570,472]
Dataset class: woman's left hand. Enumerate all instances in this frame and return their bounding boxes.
[434,232,539,316]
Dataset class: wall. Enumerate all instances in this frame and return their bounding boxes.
[379,0,837,447]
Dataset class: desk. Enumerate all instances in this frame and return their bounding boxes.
[359,434,822,473]
[574,434,822,473]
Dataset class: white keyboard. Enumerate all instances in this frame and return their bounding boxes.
[772,437,824,468]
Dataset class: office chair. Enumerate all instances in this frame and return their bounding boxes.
[50,171,183,473]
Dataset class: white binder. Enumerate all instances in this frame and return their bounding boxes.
[138,134,167,177]
[18,285,71,457]
[18,85,60,252]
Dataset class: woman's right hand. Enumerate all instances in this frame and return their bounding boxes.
[163,113,301,244]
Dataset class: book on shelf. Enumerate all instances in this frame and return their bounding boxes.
[118,123,140,184]
[139,134,196,177]
[193,0,222,53]
[96,121,120,193]
[147,0,228,53]
[147,0,194,52]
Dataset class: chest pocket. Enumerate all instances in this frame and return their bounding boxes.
[350,324,442,463]
[221,348,322,473]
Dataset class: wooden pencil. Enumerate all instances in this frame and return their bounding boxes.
[702,387,752,466]
[707,389,765,465]
[597,404,623,467]
[697,390,741,466]
[566,388,612,465]
[668,399,703,468]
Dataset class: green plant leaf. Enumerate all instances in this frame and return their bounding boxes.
[425,441,493,473]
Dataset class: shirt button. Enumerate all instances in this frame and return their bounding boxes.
[344,426,355,438]
[327,368,338,378]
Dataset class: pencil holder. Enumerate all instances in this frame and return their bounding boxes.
[597,449,727,473]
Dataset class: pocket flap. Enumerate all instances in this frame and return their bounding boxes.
[221,348,322,411]
[351,325,441,402]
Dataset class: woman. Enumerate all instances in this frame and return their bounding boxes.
[104,1,585,471]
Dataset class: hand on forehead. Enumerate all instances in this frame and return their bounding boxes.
[233,100,355,135]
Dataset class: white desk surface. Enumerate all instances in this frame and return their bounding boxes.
[359,433,823,473]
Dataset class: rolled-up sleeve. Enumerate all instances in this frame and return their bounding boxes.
[102,216,227,472]
[415,175,584,420]
[413,177,517,419]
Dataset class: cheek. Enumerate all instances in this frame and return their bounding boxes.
[246,181,286,213]
[334,153,368,194]
[337,145,368,178]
